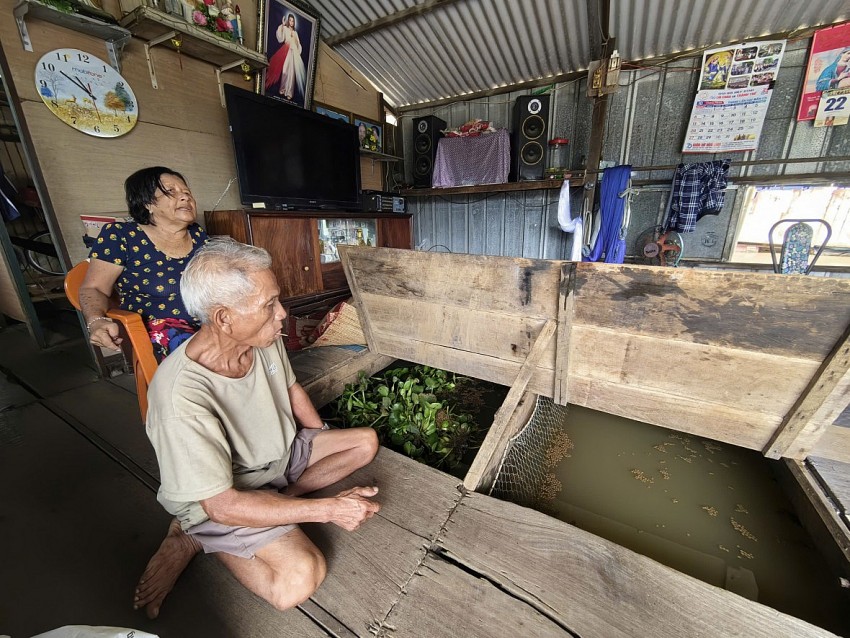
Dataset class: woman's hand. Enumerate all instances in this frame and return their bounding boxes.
[89,318,123,351]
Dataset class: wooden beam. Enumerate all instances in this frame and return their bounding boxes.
[325,0,465,47]
[781,459,850,568]
[764,322,850,459]
[339,245,379,351]
[463,320,556,492]
[554,263,576,406]
[400,177,579,197]
[396,69,587,113]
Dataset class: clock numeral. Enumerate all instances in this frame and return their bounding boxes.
[113,125,120,132]
[77,53,90,63]
[103,65,109,73]
[55,52,69,62]
[41,62,55,72]
[50,100,58,108]
[71,117,77,124]
[39,79,48,88]
[93,125,101,133]
[127,115,132,122]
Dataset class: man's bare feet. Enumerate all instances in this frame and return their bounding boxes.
[134,518,201,619]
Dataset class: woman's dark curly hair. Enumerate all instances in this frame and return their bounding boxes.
[124,166,188,225]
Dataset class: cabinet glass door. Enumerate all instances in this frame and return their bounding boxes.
[317,218,377,264]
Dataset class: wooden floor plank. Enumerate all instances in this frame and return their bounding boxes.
[309,447,462,550]
[303,448,463,635]
[0,329,98,397]
[0,368,37,409]
[436,492,837,638]
[49,379,159,482]
[0,402,325,637]
[382,553,572,637]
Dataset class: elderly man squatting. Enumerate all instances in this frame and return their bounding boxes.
[133,238,380,617]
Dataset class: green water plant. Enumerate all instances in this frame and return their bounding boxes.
[334,365,478,471]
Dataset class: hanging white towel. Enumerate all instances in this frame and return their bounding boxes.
[557,179,583,262]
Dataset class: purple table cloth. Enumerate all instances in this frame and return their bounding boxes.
[432,129,510,188]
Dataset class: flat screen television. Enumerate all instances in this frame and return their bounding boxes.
[223,84,361,211]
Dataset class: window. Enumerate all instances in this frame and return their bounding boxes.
[730,185,850,268]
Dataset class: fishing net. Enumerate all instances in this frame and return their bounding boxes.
[489,395,574,511]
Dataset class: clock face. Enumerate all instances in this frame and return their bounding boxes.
[35,48,138,138]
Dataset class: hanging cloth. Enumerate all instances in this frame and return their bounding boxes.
[666,160,731,233]
[556,179,583,261]
[584,165,632,263]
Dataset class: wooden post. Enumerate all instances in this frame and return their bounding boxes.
[554,262,576,405]
[582,0,613,209]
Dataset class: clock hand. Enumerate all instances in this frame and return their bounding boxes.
[61,71,103,123]
[86,81,103,123]
[60,70,90,95]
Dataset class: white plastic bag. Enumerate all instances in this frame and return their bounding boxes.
[30,626,159,638]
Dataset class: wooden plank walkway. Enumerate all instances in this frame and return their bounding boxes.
[0,326,845,637]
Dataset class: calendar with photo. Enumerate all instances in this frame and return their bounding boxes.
[683,40,785,153]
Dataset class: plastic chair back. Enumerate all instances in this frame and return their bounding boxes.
[768,219,832,275]
[64,261,158,421]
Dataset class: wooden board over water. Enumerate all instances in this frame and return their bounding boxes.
[340,247,850,460]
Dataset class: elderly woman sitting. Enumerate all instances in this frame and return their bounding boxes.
[133,238,380,618]
[80,166,208,360]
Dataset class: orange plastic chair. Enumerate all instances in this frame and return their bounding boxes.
[64,260,158,421]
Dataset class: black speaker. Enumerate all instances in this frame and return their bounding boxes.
[511,95,550,181]
[412,115,447,188]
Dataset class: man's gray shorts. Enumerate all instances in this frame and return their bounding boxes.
[186,427,321,559]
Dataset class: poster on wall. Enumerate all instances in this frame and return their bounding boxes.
[682,40,785,153]
[798,22,850,121]
[814,87,850,127]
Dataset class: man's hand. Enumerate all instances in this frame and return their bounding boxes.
[327,486,380,531]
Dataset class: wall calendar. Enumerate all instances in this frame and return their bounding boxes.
[683,40,785,153]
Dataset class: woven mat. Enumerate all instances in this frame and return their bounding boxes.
[307,302,367,347]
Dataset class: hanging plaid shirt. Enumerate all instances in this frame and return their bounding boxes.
[667,160,731,233]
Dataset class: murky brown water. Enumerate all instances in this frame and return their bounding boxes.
[547,405,850,636]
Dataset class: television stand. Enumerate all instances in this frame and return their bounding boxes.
[204,209,412,306]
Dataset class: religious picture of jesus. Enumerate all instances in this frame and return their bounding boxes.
[260,0,320,109]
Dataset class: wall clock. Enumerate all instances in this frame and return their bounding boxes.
[35,48,138,138]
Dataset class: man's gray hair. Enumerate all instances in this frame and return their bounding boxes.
[181,238,273,323]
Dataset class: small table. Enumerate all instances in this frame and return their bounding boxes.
[433,129,510,188]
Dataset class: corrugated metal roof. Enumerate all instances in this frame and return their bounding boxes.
[610,0,850,61]
[307,0,850,108]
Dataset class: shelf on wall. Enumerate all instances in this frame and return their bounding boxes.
[400,177,583,197]
[119,6,267,101]
[120,6,266,69]
[361,149,402,162]
[13,0,132,70]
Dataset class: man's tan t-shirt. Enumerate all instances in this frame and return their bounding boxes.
[146,336,298,529]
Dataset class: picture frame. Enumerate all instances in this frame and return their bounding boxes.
[258,0,320,109]
[352,115,382,153]
[313,102,351,123]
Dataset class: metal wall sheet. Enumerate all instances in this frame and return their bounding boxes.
[405,32,849,264]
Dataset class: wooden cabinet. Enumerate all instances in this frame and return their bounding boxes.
[205,209,412,309]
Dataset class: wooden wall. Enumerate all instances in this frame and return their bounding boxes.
[0,1,381,272]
